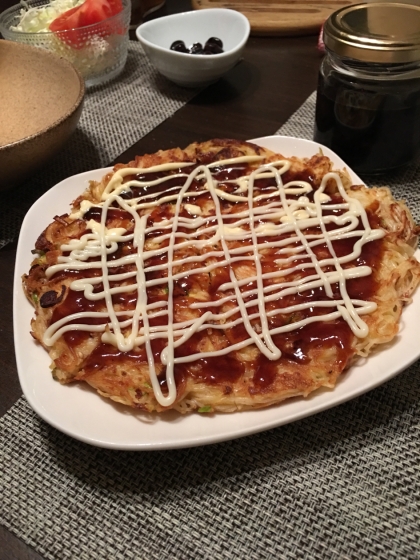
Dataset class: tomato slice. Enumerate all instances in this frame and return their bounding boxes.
[49,5,84,33]
[49,0,123,48]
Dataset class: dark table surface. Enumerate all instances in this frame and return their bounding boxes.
[0,0,321,557]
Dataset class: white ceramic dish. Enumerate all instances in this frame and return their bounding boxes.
[14,136,420,450]
[136,8,250,87]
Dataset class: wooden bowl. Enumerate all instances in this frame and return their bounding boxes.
[0,40,85,191]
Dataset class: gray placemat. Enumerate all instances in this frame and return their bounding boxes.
[1,93,420,560]
[0,40,198,249]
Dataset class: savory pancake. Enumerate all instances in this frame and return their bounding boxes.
[23,139,420,413]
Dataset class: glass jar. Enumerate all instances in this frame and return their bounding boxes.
[314,3,420,175]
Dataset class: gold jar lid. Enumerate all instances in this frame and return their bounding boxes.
[324,2,420,64]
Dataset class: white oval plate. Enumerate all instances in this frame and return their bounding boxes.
[13,136,420,450]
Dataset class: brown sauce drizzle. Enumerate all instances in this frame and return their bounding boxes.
[84,207,133,223]
[83,343,147,375]
[48,158,384,394]
[249,356,278,394]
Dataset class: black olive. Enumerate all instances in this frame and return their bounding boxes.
[189,42,204,55]
[171,37,224,56]
[204,43,224,55]
[170,40,188,53]
[205,37,223,49]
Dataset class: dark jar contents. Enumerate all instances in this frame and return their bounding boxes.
[314,56,420,174]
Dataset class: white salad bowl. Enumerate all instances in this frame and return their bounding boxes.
[136,8,250,87]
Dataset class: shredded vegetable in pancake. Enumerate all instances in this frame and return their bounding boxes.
[23,139,420,413]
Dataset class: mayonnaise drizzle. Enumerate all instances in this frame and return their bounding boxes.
[44,156,384,406]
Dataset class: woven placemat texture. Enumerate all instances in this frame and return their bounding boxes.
[1,93,420,560]
[0,41,198,249]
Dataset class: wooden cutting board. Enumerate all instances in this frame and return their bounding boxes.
[191,0,353,36]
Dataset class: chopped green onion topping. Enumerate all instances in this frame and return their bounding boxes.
[198,406,212,413]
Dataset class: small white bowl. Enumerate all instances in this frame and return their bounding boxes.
[136,8,250,87]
